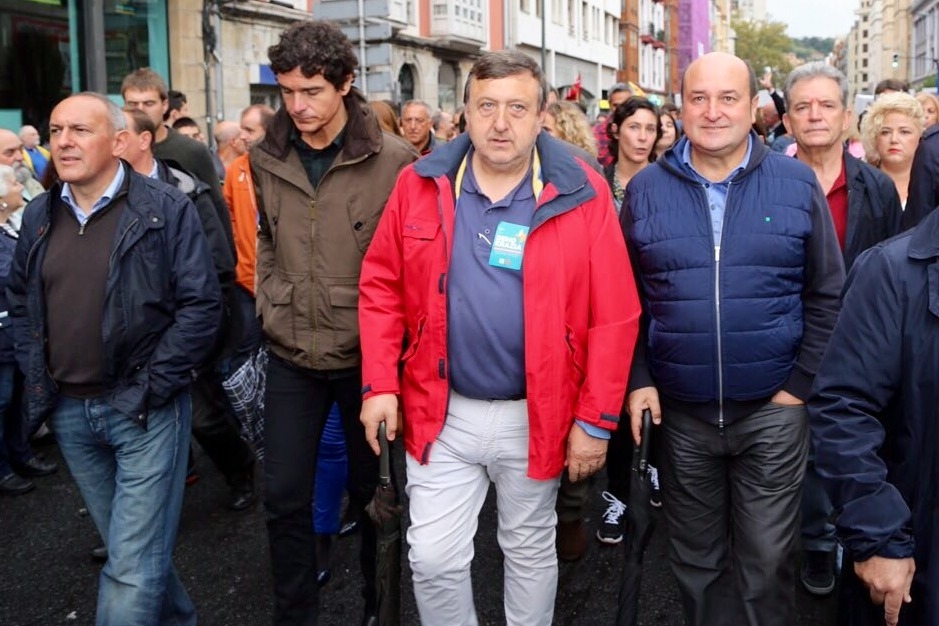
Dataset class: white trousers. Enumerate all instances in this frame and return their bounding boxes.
[406,391,561,626]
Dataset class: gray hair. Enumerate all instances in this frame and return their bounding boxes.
[0,164,15,197]
[784,62,849,109]
[74,92,128,132]
[401,100,433,119]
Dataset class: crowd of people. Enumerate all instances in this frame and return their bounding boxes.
[2,16,938,626]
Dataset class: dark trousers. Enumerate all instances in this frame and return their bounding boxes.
[263,354,378,626]
[231,286,262,369]
[0,364,30,476]
[660,402,808,626]
[191,372,255,482]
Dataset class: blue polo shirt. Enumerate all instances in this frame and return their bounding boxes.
[680,136,752,246]
[447,150,536,400]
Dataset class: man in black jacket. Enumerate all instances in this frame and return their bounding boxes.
[119,107,256,510]
[782,61,903,598]
[7,92,221,625]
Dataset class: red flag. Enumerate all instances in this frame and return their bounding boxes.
[566,74,582,101]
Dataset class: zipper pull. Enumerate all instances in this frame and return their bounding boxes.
[78,221,86,236]
[714,245,720,262]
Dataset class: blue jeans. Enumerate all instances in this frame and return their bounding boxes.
[51,392,196,626]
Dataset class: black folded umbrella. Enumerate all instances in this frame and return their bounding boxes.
[366,422,403,626]
[615,409,656,626]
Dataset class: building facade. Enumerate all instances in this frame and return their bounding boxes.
[0,0,171,132]
[678,0,711,80]
[912,0,939,88]
[510,0,621,103]
[731,0,766,22]
[711,0,735,54]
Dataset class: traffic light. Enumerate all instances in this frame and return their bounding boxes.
[893,53,900,68]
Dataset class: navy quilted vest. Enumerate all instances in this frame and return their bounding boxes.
[625,139,817,403]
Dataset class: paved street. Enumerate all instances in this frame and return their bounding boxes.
[1,441,837,626]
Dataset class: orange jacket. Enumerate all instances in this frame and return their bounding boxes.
[223,153,258,295]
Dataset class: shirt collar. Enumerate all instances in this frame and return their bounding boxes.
[455,147,543,202]
[681,135,753,184]
[291,125,345,152]
[60,162,126,221]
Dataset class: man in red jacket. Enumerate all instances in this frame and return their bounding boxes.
[359,50,641,626]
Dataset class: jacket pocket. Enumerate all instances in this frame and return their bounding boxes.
[402,220,440,265]
[328,284,359,309]
[565,325,586,382]
[258,273,296,350]
[400,316,426,363]
[402,219,440,241]
[327,283,361,360]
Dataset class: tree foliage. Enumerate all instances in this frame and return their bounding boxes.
[732,20,795,79]
[792,36,836,59]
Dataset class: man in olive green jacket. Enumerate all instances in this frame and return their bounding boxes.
[249,20,416,626]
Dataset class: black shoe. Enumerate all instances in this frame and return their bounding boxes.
[0,472,34,495]
[229,487,256,511]
[315,533,333,587]
[801,550,836,596]
[360,612,377,626]
[227,465,256,511]
[596,490,626,545]
[90,544,108,563]
[13,455,58,478]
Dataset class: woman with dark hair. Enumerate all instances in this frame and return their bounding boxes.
[605,96,661,215]
[656,104,681,156]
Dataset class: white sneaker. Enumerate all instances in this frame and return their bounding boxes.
[596,490,627,544]
[649,465,662,508]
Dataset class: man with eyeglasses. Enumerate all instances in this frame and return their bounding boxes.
[400,100,438,155]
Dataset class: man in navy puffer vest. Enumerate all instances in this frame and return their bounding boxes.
[621,52,845,626]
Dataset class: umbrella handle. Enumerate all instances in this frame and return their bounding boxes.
[637,409,653,473]
[378,421,392,487]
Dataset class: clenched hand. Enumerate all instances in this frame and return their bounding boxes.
[566,424,608,482]
[360,393,399,456]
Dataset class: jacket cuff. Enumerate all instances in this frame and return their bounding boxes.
[782,367,813,401]
[849,529,915,562]
[627,363,655,393]
[361,378,400,400]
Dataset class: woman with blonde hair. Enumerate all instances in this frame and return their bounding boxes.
[915,91,939,128]
[861,92,925,209]
[543,101,598,157]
